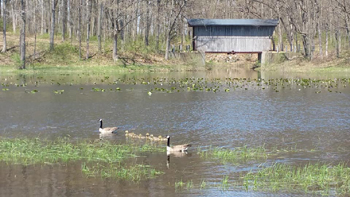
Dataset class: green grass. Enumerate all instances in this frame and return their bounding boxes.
[198,145,268,164]
[0,137,165,181]
[175,179,193,190]
[243,163,350,195]
[220,175,230,190]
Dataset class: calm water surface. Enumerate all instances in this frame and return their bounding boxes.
[0,69,350,196]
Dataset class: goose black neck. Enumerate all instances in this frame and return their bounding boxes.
[100,120,103,129]
[167,137,170,147]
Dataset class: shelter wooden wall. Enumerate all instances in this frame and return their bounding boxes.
[193,26,275,53]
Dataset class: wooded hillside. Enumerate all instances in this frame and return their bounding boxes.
[1,0,350,69]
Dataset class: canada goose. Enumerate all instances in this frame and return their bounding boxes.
[99,119,118,134]
[166,136,191,153]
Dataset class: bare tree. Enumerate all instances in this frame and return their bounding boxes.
[50,0,57,51]
[78,0,82,59]
[3,0,350,64]
[164,0,187,60]
[86,0,92,59]
[67,0,73,40]
[156,0,160,52]
[62,0,67,41]
[10,0,17,33]
[144,0,150,46]
[2,0,7,53]
[98,0,103,52]
[107,0,140,61]
[20,0,26,69]
[41,0,45,34]
[335,0,350,48]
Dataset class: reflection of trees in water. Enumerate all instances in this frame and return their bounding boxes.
[4,68,260,86]
[18,74,27,86]
[206,67,259,79]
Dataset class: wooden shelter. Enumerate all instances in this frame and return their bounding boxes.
[187,19,279,53]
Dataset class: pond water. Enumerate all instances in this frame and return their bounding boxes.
[0,68,350,196]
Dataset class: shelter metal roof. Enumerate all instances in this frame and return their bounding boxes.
[187,19,279,27]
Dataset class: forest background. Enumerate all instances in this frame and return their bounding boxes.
[1,0,350,71]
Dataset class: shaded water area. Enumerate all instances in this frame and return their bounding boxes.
[1,68,350,196]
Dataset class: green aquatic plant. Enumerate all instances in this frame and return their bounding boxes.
[199,145,267,164]
[187,180,193,190]
[92,87,105,92]
[243,163,350,195]
[0,137,164,181]
[54,90,64,94]
[200,180,207,189]
[220,175,230,190]
[175,180,185,189]
[175,179,193,190]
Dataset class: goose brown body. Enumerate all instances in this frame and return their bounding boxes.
[99,119,118,134]
[166,136,191,153]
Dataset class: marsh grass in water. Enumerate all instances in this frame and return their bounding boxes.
[0,137,164,181]
[220,175,230,190]
[243,163,350,195]
[198,145,268,164]
[175,179,193,190]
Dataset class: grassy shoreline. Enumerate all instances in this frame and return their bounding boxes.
[1,34,350,75]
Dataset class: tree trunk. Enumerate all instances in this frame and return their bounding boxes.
[113,30,118,61]
[33,0,37,59]
[302,34,310,59]
[156,0,160,52]
[20,0,26,69]
[98,1,103,53]
[50,0,56,51]
[346,15,350,49]
[113,9,118,61]
[165,33,170,60]
[144,0,150,46]
[335,30,340,58]
[133,0,139,41]
[317,22,322,58]
[68,0,73,41]
[86,0,92,60]
[295,30,299,52]
[62,0,67,41]
[11,1,16,33]
[41,0,44,35]
[78,0,82,59]
[277,1,283,51]
[2,0,7,53]
[325,27,328,56]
